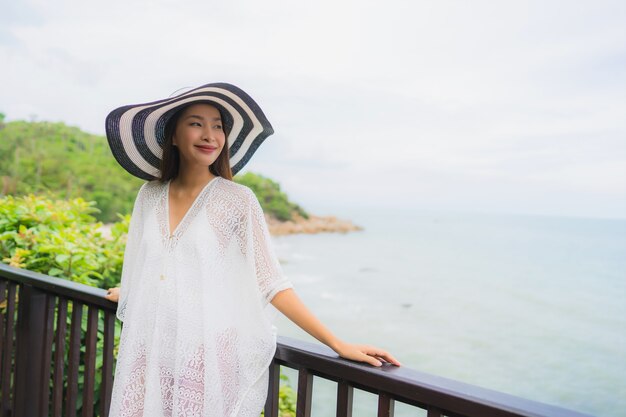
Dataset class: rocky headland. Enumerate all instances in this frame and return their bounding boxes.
[265,212,363,235]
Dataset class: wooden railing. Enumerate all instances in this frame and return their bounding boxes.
[0,263,116,417]
[0,262,593,417]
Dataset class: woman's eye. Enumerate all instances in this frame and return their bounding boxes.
[190,122,201,126]
[215,125,223,130]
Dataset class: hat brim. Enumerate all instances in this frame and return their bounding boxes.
[105,82,274,180]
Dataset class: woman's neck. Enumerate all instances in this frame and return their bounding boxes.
[171,167,217,192]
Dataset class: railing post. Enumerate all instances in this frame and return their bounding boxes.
[296,367,313,417]
[264,361,281,417]
[13,284,48,417]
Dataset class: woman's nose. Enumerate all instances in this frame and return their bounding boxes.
[203,127,216,141]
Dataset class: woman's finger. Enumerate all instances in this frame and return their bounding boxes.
[339,343,401,367]
[366,354,382,366]
[365,347,402,366]
[379,353,401,366]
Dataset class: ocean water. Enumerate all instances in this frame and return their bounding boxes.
[271,207,626,417]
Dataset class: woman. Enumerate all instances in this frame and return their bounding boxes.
[104,82,400,417]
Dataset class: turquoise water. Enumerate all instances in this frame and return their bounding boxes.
[272,208,626,417]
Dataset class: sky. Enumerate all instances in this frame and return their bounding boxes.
[1,0,625,219]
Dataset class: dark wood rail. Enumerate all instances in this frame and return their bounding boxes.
[0,262,593,417]
[0,262,117,417]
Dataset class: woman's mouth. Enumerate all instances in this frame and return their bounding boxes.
[195,145,217,153]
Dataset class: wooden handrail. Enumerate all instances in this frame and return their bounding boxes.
[0,262,594,417]
[0,262,116,311]
[270,336,593,417]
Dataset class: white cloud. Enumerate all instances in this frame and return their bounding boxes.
[1,0,624,218]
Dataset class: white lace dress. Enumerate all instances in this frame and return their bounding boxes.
[108,176,294,417]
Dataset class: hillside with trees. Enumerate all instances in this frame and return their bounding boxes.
[0,115,308,223]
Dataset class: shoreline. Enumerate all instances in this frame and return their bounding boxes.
[265,213,363,235]
[96,213,363,239]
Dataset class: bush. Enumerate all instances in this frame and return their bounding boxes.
[0,193,126,289]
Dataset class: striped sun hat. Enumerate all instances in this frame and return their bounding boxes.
[105,82,274,180]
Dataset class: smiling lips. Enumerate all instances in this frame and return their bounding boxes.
[195,145,218,153]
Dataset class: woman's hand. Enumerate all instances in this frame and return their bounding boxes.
[333,340,402,367]
[104,287,120,302]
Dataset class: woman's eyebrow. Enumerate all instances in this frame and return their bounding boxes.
[185,115,222,121]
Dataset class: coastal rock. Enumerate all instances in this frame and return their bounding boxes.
[265,212,363,235]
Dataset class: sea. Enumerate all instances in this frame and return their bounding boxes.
[271,207,626,417]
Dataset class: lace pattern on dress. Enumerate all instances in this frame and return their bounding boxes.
[246,187,294,306]
[205,179,247,258]
[156,177,221,252]
[117,343,207,417]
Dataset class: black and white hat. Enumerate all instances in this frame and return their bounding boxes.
[105,82,274,180]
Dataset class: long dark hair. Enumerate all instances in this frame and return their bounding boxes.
[158,102,233,182]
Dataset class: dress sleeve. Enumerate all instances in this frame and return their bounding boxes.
[247,188,294,307]
[116,182,147,322]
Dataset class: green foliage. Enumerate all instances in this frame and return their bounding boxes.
[235,172,308,221]
[0,119,144,223]
[0,193,127,289]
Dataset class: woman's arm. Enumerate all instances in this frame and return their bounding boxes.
[270,288,401,367]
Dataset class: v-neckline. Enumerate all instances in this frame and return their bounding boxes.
[165,176,220,238]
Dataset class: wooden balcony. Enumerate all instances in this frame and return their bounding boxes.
[0,262,593,417]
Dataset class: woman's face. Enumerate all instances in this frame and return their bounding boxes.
[172,103,226,169]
